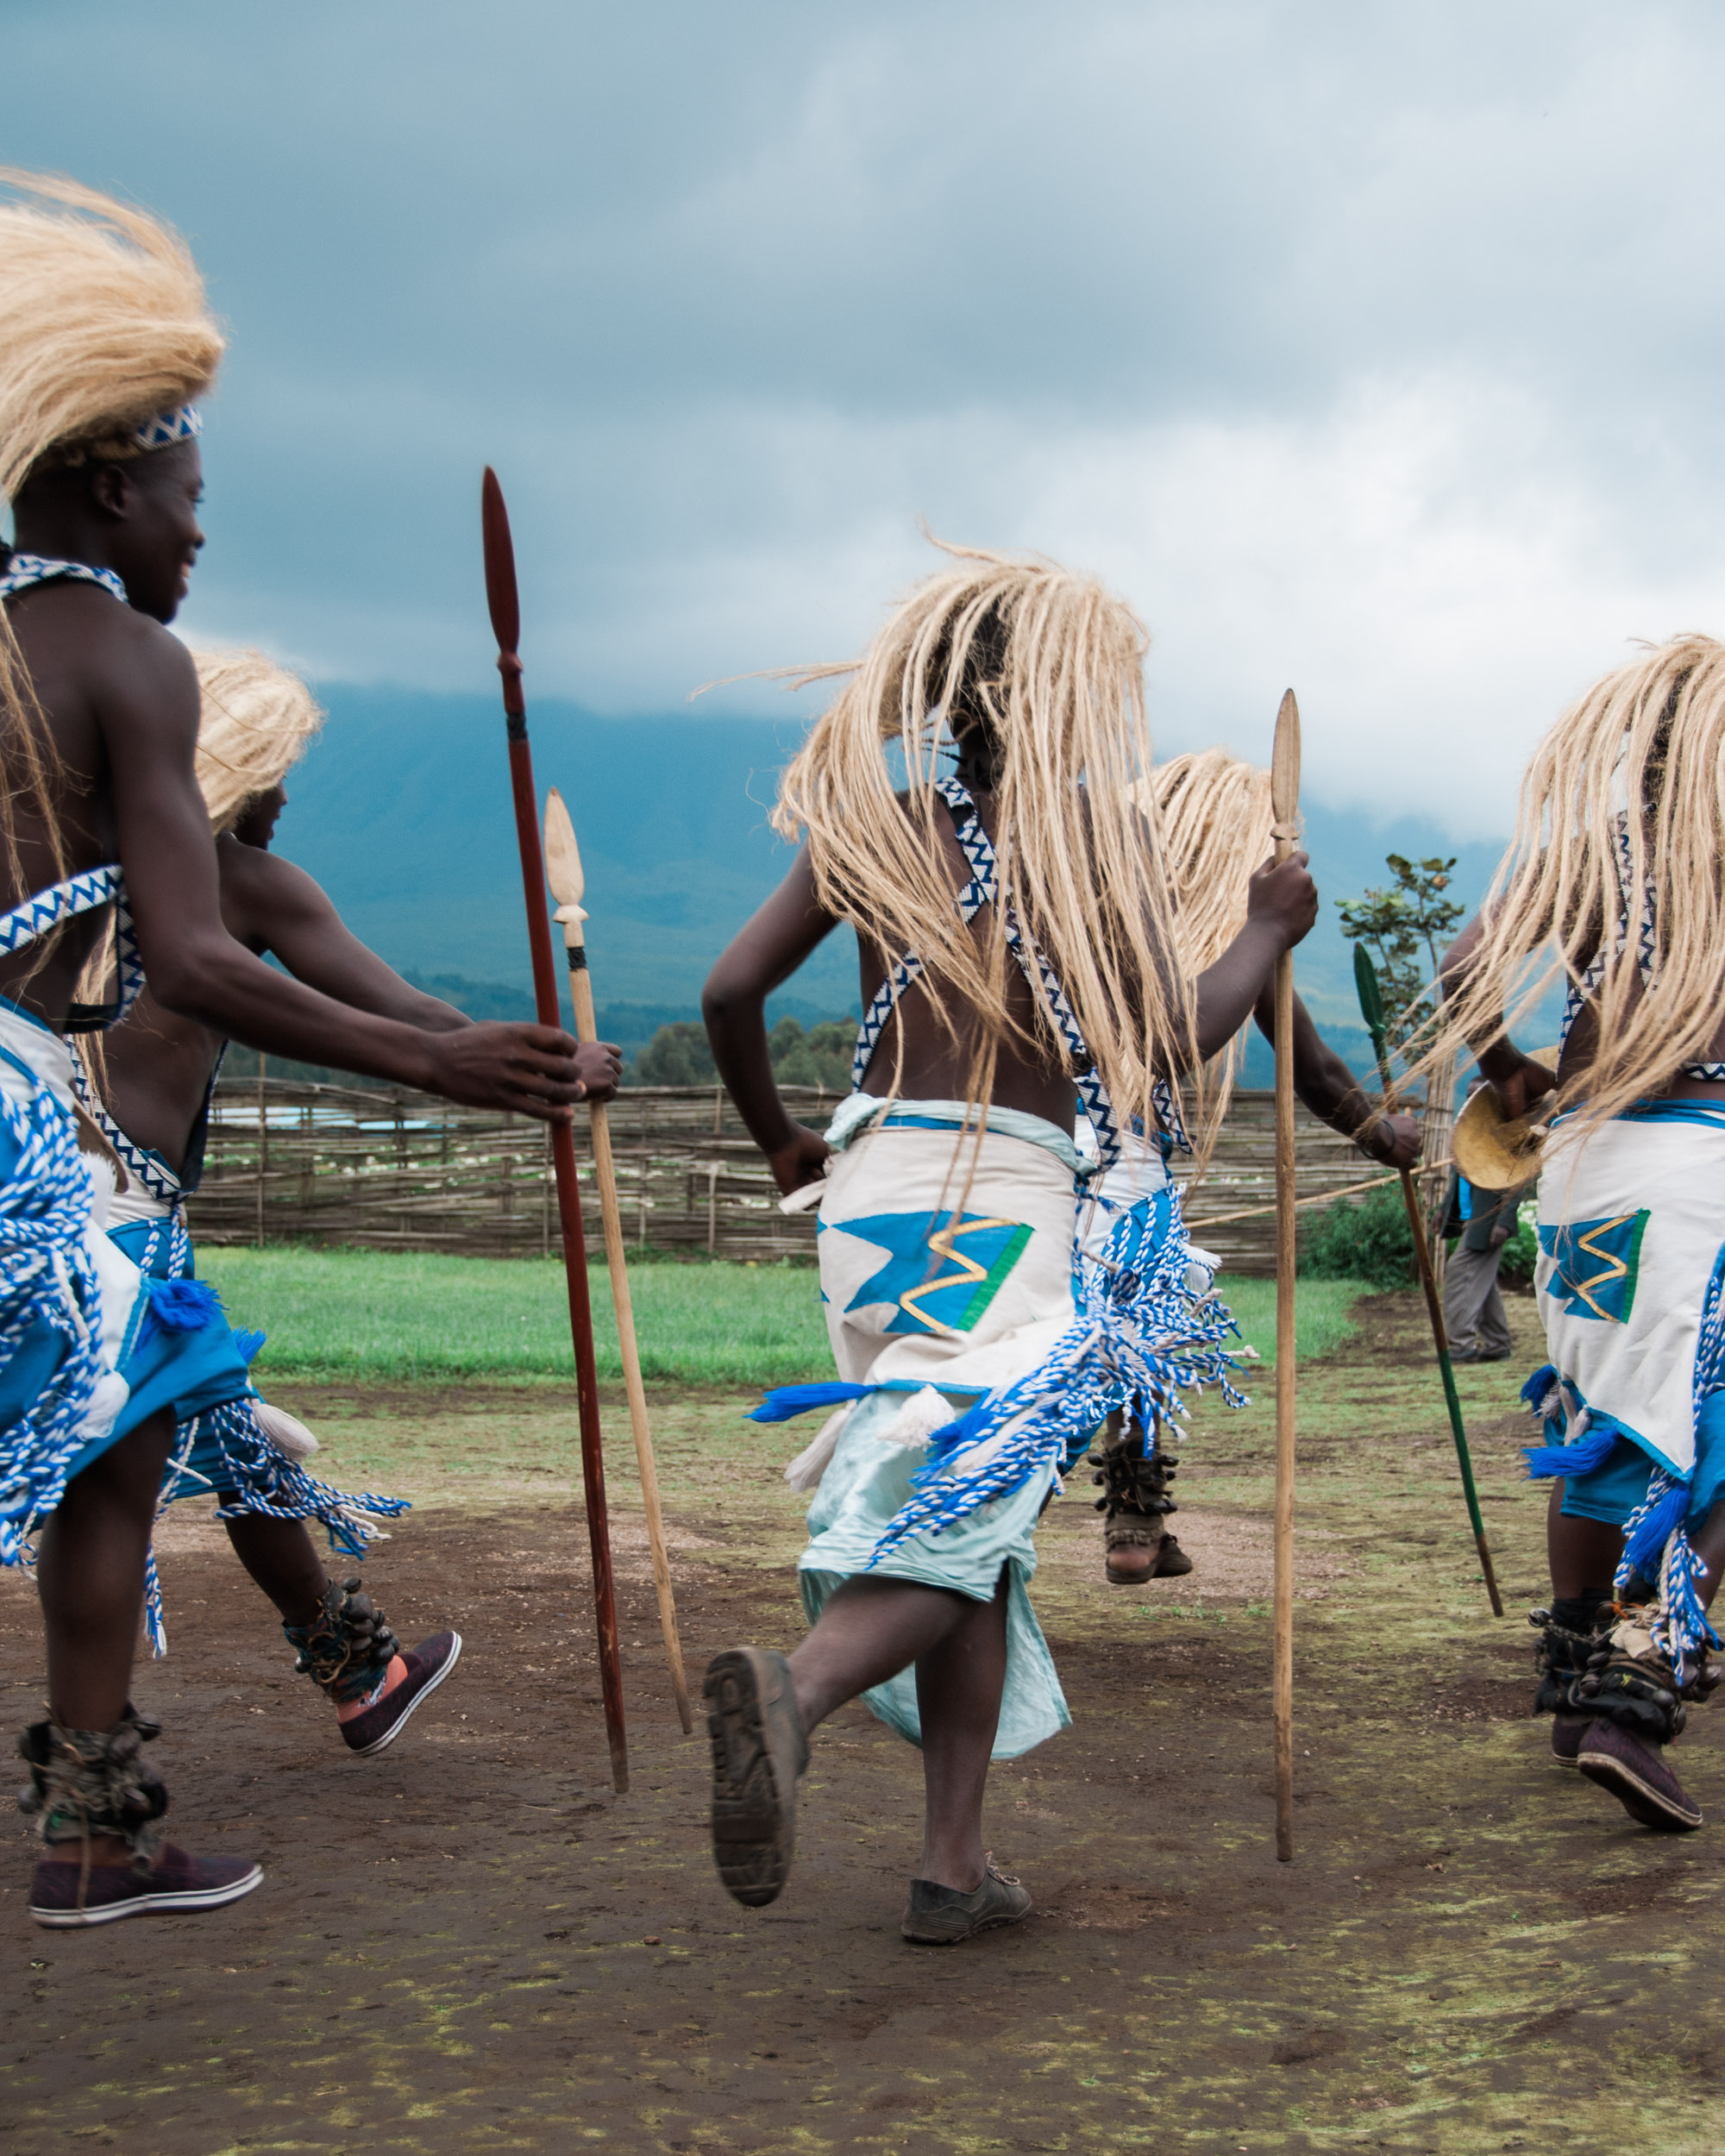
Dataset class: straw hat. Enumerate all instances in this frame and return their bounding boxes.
[1450,1048,1560,1190]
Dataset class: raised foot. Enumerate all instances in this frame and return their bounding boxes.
[29,1843,263,1928]
[341,1631,463,1756]
[1104,1532,1193,1586]
[704,1647,808,1908]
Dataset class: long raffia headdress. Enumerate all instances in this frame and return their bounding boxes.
[0,168,223,885]
[1415,632,1725,1137]
[771,539,1196,1135]
[192,649,324,835]
[1135,749,1275,1134]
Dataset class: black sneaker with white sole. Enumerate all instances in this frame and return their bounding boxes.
[29,1843,263,1928]
[340,1631,463,1756]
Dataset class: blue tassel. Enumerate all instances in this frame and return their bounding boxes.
[136,1275,223,1346]
[1521,1363,1559,1411]
[921,1395,993,1472]
[1624,1482,1688,1582]
[231,1328,267,1365]
[1525,1421,1620,1482]
[748,1381,874,1425]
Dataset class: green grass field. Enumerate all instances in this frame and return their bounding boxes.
[196,1244,1370,1385]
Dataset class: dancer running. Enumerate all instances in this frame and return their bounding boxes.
[75,649,622,1749]
[700,546,1317,1939]
[1439,634,1725,1833]
[0,171,586,1926]
[1088,750,1421,1588]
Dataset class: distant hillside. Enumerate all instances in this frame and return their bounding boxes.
[268,683,1515,1075]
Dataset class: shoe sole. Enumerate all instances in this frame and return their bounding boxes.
[348,1632,464,1758]
[902,1902,1033,1946]
[1578,1745,1703,1831]
[705,1649,796,1909]
[30,1864,264,1928]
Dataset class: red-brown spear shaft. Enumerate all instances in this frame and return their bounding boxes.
[480,466,628,1794]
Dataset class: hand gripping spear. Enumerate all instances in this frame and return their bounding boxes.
[543,787,694,1733]
[480,467,629,1794]
[1270,689,1301,1864]
[1353,944,1505,1618]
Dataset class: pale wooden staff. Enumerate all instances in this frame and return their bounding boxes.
[543,787,693,1734]
[1270,688,1301,1864]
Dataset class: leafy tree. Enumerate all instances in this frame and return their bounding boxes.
[1336,853,1465,1048]
[628,1014,856,1090]
[631,1021,718,1086]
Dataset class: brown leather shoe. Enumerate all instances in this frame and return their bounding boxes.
[704,1648,809,1908]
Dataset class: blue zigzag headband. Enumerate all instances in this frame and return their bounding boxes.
[131,404,201,451]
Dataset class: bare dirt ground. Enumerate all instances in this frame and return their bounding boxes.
[3,1293,1723,2153]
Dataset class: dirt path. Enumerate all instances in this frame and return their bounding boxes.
[3,1294,1722,2153]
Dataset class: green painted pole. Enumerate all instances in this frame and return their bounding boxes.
[1353,945,1504,1616]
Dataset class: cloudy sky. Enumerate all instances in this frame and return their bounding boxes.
[3,1,1722,832]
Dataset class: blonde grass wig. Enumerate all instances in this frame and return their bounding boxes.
[1418,632,1725,1137]
[771,540,1197,1134]
[0,169,223,887]
[192,649,324,835]
[1136,749,1275,1135]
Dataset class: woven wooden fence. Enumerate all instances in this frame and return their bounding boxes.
[185,1078,1404,1274]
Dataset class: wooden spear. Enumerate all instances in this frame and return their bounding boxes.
[543,787,693,1733]
[1353,945,1504,1617]
[1270,688,1301,1864]
[480,467,629,1795]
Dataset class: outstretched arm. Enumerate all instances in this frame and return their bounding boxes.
[1252,986,1421,1168]
[1182,851,1319,1068]
[228,844,621,1100]
[100,624,583,1120]
[703,848,841,1195]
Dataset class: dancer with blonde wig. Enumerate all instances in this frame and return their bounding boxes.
[700,543,1318,1938]
[81,653,618,1747]
[1438,633,1725,1833]
[0,170,588,1927]
[1083,750,1422,1588]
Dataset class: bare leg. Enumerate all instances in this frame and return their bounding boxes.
[1546,1480,1622,1599]
[35,1408,175,1864]
[787,1576,974,1733]
[1686,1497,1725,1608]
[223,1513,327,1628]
[914,1568,1009,1890]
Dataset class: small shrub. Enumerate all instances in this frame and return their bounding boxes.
[1299,1184,1414,1289]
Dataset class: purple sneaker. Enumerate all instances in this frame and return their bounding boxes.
[29,1843,263,1928]
[338,1630,462,1756]
[1551,1718,1589,1767]
[1577,1720,1703,1831]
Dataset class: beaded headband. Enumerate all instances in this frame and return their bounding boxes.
[131,404,201,451]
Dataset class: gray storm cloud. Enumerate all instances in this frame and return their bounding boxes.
[2,0,1721,829]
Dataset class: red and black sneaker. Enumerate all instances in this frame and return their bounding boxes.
[338,1630,463,1757]
[29,1843,263,1928]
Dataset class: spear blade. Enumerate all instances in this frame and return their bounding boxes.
[480,466,524,716]
[543,786,586,911]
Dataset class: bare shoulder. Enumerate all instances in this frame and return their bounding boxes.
[215,839,328,943]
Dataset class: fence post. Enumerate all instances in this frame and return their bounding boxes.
[254,1053,267,1249]
[706,1160,719,1256]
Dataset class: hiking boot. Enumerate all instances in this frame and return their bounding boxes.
[339,1631,463,1757]
[901,1858,1032,1945]
[1105,1531,1194,1586]
[28,1843,263,1928]
[704,1647,808,1908]
[1577,1720,1703,1832]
